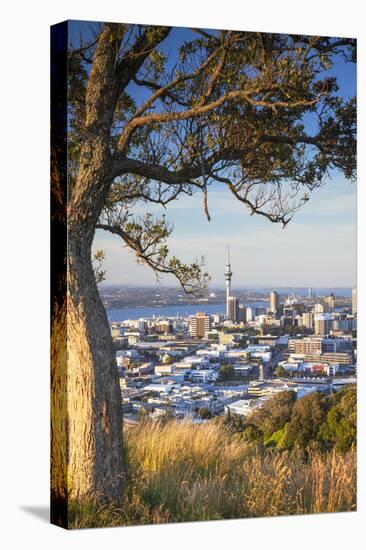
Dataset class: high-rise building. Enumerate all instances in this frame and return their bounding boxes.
[332,319,350,332]
[314,313,333,336]
[302,312,314,330]
[269,290,279,315]
[212,313,223,326]
[352,287,357,315]
[314,303,325,314]
[246,307,254,322]
[237,304,247,323]
[224,246,233,318]
[325,293,335,313]
[154,319,173,335]
[189,312,211,338]
[227,296,238,322]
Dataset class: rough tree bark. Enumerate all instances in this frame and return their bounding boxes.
[51,23,125,523]
[66,223,124,501]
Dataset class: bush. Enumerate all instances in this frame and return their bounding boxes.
[245,390,296,437]
[282,392,327,450]
[196,407,213,419]
[318,385,356,452]
[219,364,235,380]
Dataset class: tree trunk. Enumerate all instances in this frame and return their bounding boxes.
[51,222,124,511]
[51,22,138,526]
[51,123,126,510]
[66,226,124,501]
[51,60,125,522]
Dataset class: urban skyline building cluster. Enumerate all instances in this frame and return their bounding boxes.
[185,250,357,342]
[106,245,357,427]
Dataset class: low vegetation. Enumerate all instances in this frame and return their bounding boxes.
[69,386,356,529]
[227,385,357,453]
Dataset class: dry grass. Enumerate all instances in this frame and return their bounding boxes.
[69,419,356,528]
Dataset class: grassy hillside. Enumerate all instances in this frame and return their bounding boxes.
[69,404,356,528]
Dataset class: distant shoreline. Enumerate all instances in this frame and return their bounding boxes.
[104,298,268,311]
[100,285,354,292]
[107,301,268,322]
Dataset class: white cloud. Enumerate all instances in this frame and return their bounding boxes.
[94,216,356,287]
[93,176,356,287]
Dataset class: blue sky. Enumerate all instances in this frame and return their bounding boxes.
[68,21,357,288]
[93,173,356,287]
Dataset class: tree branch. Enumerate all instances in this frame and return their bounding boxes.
[96,218,210,294]
[112,129,340,186]
[117,88,327,152]
[126,44,223,123]
[115,26,172,92]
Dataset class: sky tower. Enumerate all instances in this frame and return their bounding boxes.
[224,245,233,317]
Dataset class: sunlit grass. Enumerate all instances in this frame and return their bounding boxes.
[68,419,356,528]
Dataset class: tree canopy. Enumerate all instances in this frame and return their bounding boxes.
[234,385,356,453]
[283,391,327,449]
[219,363,235,380]
[246,389,296,436]
[68,24,356,293]
[318,385,356,452]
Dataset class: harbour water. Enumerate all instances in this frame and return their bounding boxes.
[107,301,268,322]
